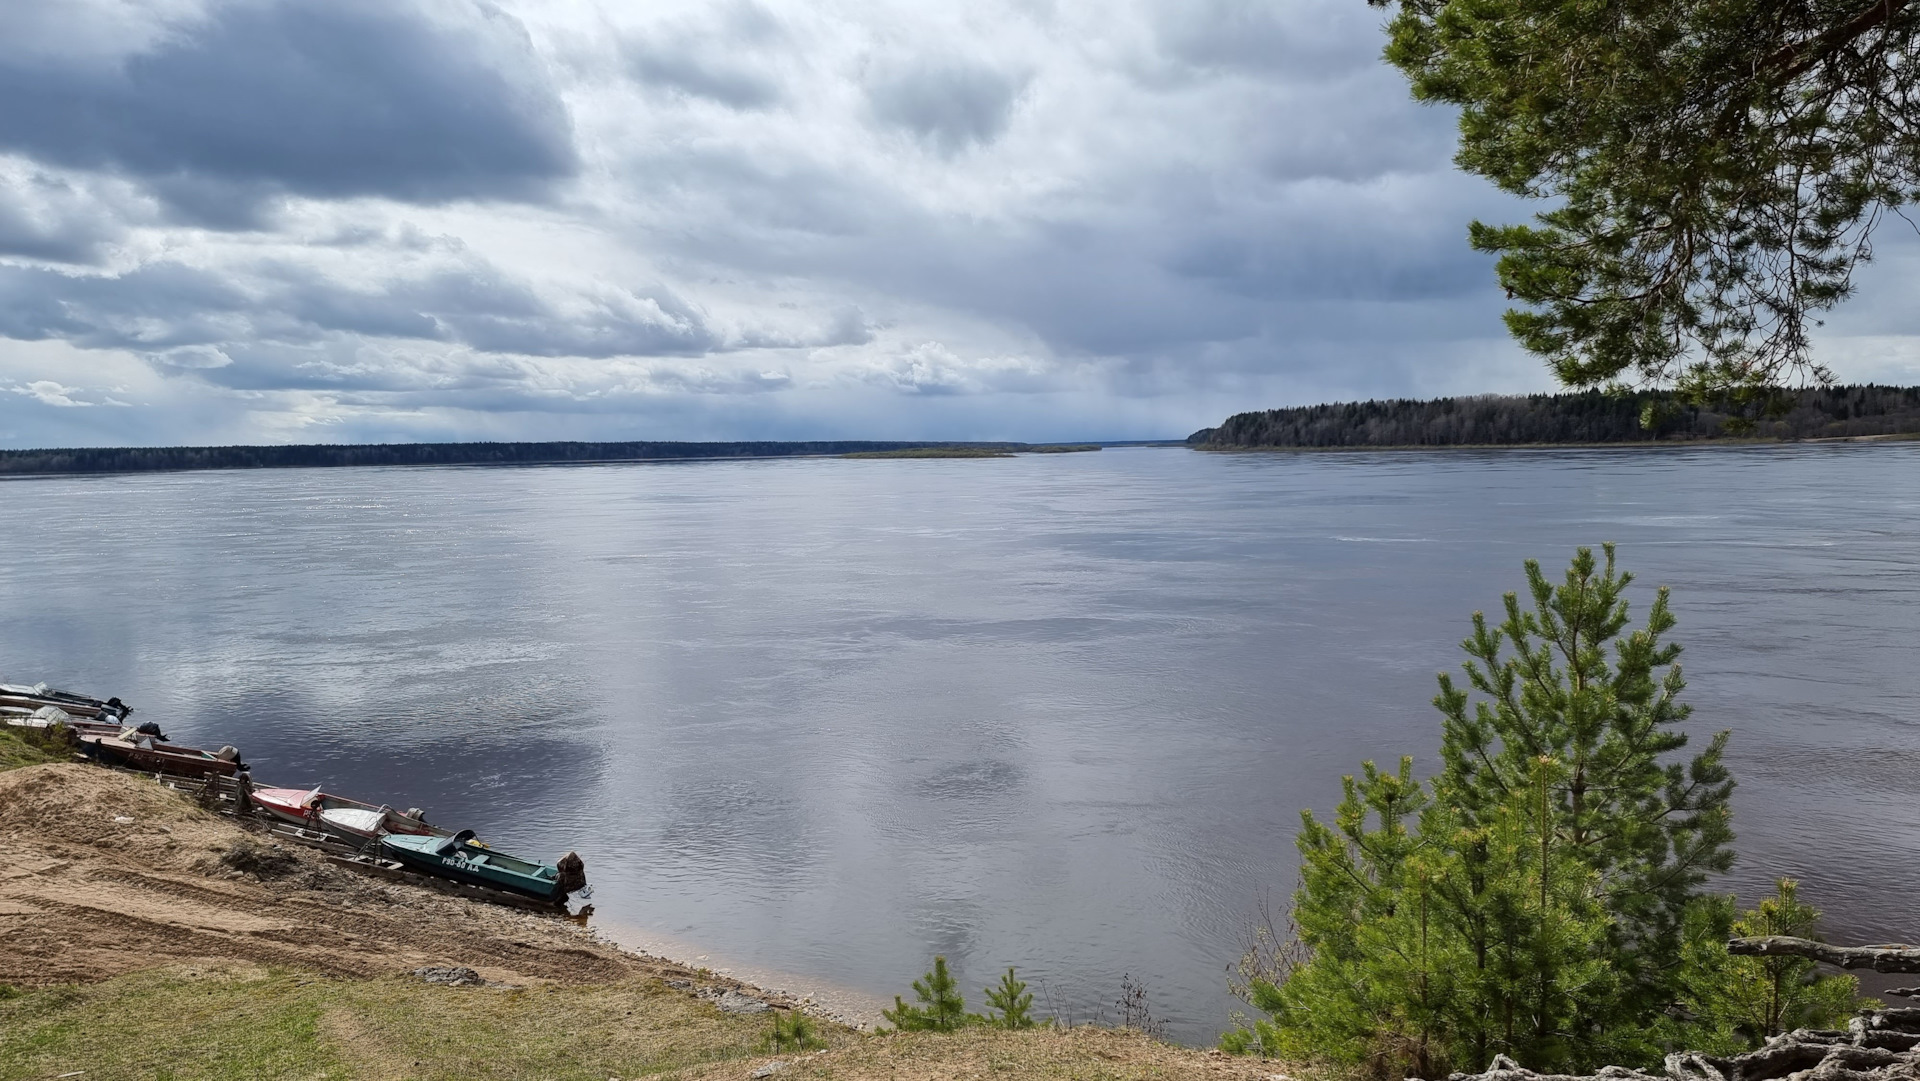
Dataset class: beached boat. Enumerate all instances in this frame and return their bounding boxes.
[4,704,135,738]
[79,732,242,779]
[250,786,443,840]
[0,683,132,722]
[380,830,583,901]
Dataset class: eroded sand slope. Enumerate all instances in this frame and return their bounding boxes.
[0,763,662,987]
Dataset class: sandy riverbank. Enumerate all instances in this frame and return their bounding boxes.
[0,763,804,1002]
[590,919,892,1030]
[0,761,1288,1080]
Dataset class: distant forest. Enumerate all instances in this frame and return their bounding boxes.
[1190,386,1920,449]
[0,440,1049,477]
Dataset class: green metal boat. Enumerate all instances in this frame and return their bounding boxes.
[379,830,584,901]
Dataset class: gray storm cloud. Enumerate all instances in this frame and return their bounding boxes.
[2,0,1913,449]
[866,58,1029,155]
[0,166,140,264]
[0,0,575,225]
[0,260,722,367]
[625,0,792,111]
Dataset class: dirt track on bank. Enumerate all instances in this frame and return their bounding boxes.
[0,763,1304,1081]
[0,763,714,991]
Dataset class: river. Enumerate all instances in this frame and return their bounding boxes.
[4,444,1916,1043]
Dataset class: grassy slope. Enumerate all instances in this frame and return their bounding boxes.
[0,727,65,771]
[0,967,780,1081]
[0,968,1270,1081]
[0,744,1272,1080]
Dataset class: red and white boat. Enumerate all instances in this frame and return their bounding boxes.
[248,786,445,840]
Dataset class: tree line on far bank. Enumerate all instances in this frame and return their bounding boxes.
[1191,385,1920,449]
[0,440,1060,476]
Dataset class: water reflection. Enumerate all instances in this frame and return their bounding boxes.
[2,445,1917,1044]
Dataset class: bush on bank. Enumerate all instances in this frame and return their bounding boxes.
[1223,546,1860,1076]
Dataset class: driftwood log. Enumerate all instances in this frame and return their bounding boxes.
[1443,939,1920,1081]
[1728,937,1920,974]
[1447,1008,1920,1081]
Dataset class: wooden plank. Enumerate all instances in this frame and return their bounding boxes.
[267,825,364,856]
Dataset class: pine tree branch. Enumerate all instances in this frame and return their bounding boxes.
[1729,936,1920,972]
[1763,0,1914,85]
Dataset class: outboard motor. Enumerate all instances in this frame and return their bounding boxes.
[555,851,588,896]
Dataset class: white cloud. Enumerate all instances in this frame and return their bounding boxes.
[0,0,1902,448]
[846,341,1056,396]
[11,379,93,406]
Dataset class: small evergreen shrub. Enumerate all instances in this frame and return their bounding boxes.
[759,1009,824,1052]
[1666,880,1863,1052]
[980,968,1036,1029]
[881,956,970,1033]
[1225,546,1746,1076]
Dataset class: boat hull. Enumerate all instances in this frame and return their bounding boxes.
[0,683,131,722]
[4,711,125,739]
[379,832,566,901]
[80,735,240,779]
[249,787,443,840]
[248,787,319,828]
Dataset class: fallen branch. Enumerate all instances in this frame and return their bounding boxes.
[1728,935,1920,972]
[1448,1008,1920,1081]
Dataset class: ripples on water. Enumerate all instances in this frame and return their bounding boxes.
[4,445,1918,1043]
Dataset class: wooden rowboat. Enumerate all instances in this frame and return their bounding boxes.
[0,683,132,722]
[380,830,584,901]
[4,705,131,738]
[250,786,444,840]
[79,733,242,779]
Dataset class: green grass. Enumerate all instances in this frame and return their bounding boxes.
[0,727,66,772]
[0,973,349,1081]
[0,970,1281,1081]
[0,967,803,1081]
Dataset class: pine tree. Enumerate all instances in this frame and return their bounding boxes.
[1230,757,1446,1070]
[1668,881,1861,1054]
[981,968,1036,1029]
[1236,756,1615,1075]
[1370,0,1920,397]
[1435,754,1612,1071]
[1433,544,1735,1064]
[1227,547,1735,1076]
[882,956,970,1033]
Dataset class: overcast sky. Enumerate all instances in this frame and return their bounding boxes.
[2,0,1917,448]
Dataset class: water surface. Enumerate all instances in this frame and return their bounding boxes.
[5,445,1916,1043]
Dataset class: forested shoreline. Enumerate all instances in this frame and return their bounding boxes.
[0,440,1051,477]
[1190,386,1920,449]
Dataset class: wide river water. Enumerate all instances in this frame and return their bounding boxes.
[4,445,1917,1043]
